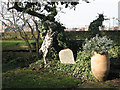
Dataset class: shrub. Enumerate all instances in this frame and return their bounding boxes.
[108,46,120,66]
[108,46,120,59]
[82,34,114,57]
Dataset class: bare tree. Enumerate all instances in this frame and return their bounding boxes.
[0,1,41,58]
[5,1,90,64]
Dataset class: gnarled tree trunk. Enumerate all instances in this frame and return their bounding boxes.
[39,26,55,65]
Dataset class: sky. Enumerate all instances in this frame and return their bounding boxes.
[0,0,120,28]
[56,0,120,28]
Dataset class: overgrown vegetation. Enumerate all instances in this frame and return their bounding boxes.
[29,45,120,82]
[29,34,120,82]
[2,33,120,88]
[29,50,97,82]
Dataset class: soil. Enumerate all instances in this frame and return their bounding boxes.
[78,78,120,88]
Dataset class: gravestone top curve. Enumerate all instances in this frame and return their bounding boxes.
[59,48,75,64]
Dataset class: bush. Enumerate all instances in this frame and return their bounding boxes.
[108,46,120,59]
[65,31,120,41]
[82,34,114,57]
[108,46,120,66]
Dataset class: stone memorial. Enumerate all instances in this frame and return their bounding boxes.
[59,48,75,64]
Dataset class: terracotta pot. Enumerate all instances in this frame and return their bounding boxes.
[91,52,110,81]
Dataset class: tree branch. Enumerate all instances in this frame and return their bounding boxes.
[32,17,40,39]
[0,20,16,32]
[8,2,47,21]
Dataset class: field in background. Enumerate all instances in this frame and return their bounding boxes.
[1,40,42,51]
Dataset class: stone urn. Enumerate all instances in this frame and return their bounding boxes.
[91,52,110,81]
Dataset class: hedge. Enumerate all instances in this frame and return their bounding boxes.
[1,32,38,40]
[2,31,120,43]
[65,31,120,40]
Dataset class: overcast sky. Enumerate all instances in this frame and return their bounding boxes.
[0,0,120,28]
[56,0,120,28]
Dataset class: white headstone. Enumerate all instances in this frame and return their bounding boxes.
[59,49,75,64]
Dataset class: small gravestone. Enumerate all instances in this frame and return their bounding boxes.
[59,48,75,64]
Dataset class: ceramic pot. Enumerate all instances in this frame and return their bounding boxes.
[91,52,110,81]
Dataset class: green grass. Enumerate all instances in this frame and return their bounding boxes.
[2,52,37,72]
[1,40,27,46]
[1,40,42,46]
[2,68,81,88]
[1,40,42,51]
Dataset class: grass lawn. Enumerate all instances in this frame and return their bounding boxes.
[2,68,81,88]
[1,40,42,46]
[1,40,42,51]
[1,40,27,46]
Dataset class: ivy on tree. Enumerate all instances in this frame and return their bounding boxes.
[8,1,90,60]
